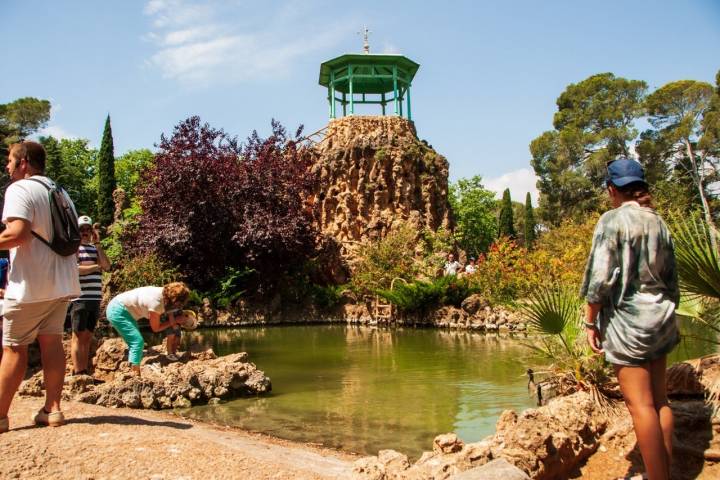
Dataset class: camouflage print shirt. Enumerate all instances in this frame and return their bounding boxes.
[580,202,680,366]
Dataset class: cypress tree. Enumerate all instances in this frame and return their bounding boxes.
[524,192,536,248]
[97,115,116,227]
[498,188,516,238]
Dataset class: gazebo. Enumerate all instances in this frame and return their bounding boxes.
[319,53,420,120]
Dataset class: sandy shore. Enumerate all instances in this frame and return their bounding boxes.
[0,396,355,480]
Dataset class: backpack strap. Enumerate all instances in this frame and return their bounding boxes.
[26,177,54,248]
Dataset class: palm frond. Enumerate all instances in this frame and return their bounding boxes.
[519,285,583,355]
[670,214,720,299]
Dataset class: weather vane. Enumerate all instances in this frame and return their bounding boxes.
[357,26,371,54]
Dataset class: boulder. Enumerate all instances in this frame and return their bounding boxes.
[460,294,487,315]
[433,433,464,454]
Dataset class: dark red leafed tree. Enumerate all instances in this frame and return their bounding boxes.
[130,117,316,291]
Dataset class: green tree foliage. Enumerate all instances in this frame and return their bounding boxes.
[498,189,516,238]
[448,176,497,256]
[40,136,62,181]
[641,80,716,227]
[0,97,51,156]
[115,149,154,200]
[96,115,117,227]
[524,193,536,248]
[37,136,98,218]
[58,138,98,218]
[699,70,720,158]
[530,73,647,224]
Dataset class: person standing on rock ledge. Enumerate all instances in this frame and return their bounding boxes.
[106,282,190,376]
[70,215,110,376]
[0,141,81,433]
[581,158,679,480]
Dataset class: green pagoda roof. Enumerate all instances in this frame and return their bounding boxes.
[319,53,420,94]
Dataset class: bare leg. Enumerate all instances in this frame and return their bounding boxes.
[37,334,65,413]
[0,345,28,419]
[615,363,669,480]
[166,334,177,355]
[70,332,80,373]
[74,330,92,373]
[649,356,673,474]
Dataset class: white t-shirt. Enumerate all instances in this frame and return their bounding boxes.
[1,176,81,303]
[465,264,477,274]
[444,260,462,276]
[113,286,165,320]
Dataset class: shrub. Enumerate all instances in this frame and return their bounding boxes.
[351,222,456,295]
[311,284,346,310]
[376,276,477,313]
[207,266,254,309]
[352,223,423,293]
[128,117,316,292]
[106,253,181,296]
[376,278,445,313]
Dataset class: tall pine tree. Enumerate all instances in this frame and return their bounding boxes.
[498,188,516,239]
[97,115,116,227]
[524,192,536,248]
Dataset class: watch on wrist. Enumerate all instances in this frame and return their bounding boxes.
[583,321,598,329]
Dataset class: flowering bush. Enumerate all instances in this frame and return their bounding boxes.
[469,215,598,304]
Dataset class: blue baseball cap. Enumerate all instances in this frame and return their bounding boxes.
[606,158,647,187]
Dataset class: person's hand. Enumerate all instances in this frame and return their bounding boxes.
[91,227,101,244]
[586,326,603,354]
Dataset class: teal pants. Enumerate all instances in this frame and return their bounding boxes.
[106,300,144,365]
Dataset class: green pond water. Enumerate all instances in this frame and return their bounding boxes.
[154,323,716,458]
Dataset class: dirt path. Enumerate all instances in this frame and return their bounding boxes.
[0,396,356,480]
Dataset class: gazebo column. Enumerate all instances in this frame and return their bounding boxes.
[381,93,386,115]
[406,84,412,120]
[329,70,336,118]
[349,65,354,115]
[342,93,347,116]
[392,65,398,115]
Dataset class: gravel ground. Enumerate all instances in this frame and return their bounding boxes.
[0,396,355,480]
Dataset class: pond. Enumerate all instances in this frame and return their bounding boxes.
[156,323,716,458]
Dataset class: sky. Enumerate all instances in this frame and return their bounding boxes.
[2,0,719,203]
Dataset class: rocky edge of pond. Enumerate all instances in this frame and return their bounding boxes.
[352,354,720,480]
[198,293,529,333]
[19,338,271,409]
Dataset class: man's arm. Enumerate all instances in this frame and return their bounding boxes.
[0,218,32,251]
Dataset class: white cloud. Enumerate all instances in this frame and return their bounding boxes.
[381,42,400,54]
[143,0,345,86]
[484,168,539,205]
[33,125,78,140]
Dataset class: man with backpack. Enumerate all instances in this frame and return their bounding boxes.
[0,141,80,433]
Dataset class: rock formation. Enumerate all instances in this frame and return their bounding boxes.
[352,391,605,480]
[20,338,271,409]
[310,116,452,260]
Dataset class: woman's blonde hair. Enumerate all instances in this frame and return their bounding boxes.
[162,281,190,308]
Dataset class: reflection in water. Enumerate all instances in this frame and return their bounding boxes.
[166,323,717,458]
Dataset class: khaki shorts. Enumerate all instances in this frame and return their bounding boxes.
[2,298,70,346]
